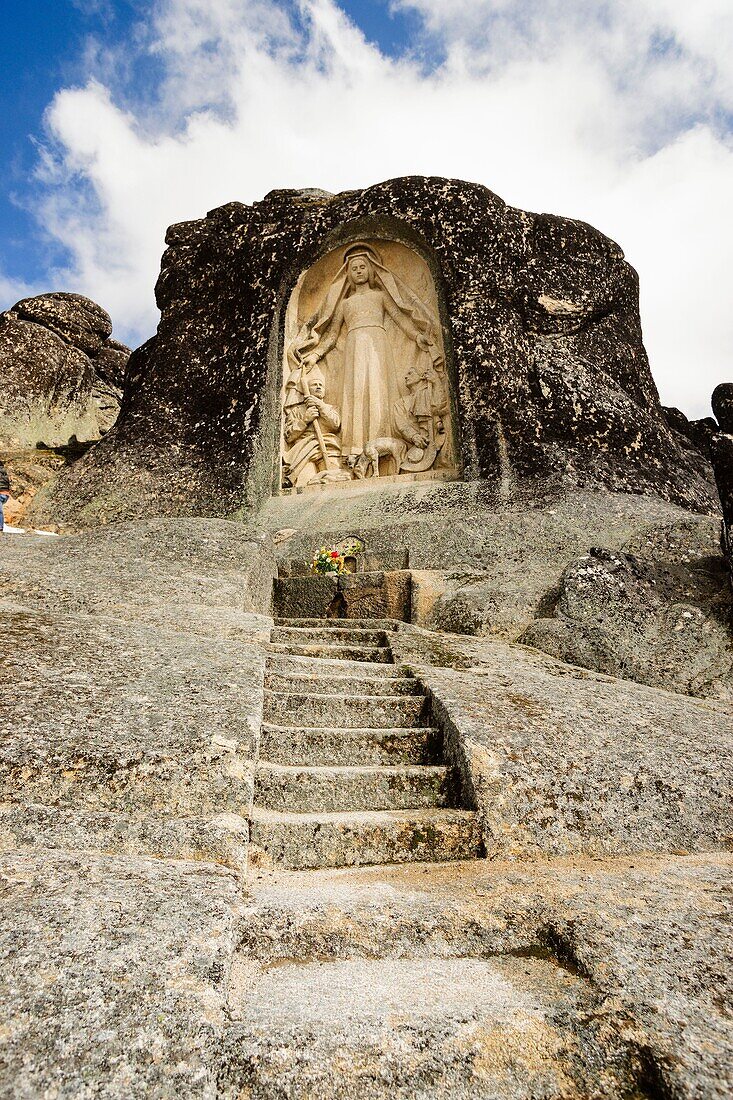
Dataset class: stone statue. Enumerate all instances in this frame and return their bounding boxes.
[285,242,449,479]
[282,367,344,488]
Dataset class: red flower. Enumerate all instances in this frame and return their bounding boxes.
[330,551,339,558]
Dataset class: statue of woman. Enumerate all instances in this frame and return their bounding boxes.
[286,242,444,467]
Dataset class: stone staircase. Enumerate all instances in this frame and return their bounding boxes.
[249,619,483,869]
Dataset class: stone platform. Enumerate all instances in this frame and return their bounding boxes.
[0,516,731,1097]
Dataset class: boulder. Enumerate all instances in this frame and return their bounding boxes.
[662,405,719,457]
[94,337,130,391]
[28,177,719,530]
[0,293,130,448]
[710,431,733,571]
[12,292,112,357]
[708,383,733,577]
[712,383,733,434]
[521,546,733,698]
[392,627,733,857]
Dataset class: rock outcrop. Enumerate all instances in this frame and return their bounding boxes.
[0,292,130,449]
[261,479,733,699]
[710,383,733,575]
[1,520,731,1097]
[1,178,730,1097]
[29,177,718,530]
[521,545,733,699]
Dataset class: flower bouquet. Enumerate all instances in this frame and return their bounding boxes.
[311,539,364,575]
[311,545,346,574]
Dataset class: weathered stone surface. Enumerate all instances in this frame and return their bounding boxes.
[224,954,619,1098]
[662,404,719,457]
[30,178,718,529]
[0,517,276,637]
[12,292,112,356]
[249,807,482,870]
[91,337,130,388]
[231,853,733,1100]
[0,293,130,448]
[0,803,250,871]
[0,505,730,1094]
[0,521,276,869]
[521,546,733,699]
[266,483,728,656]
[0,849,243,1097]
[275,569,412,621]
[391,627,733,858]
[708,387,733,574]
[254,762,448,813]
[712,383,733,434]
[0,603,263,816]
[0,447,66,527]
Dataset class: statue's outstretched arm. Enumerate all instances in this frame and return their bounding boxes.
[383,293,418,340]
[382,292,431,349]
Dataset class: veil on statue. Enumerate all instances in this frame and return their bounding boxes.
[284,241,444,403]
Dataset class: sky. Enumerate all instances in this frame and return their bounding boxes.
[1,1,732,418]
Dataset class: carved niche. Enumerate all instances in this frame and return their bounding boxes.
[280,239,459,491]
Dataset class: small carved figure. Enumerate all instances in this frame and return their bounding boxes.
[354,437,414,479]
[354,363,452,478]
[282,368,344,488]
[394,362,450,472]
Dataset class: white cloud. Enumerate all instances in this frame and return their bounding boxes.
[18,0,733,416]
[0,270,38,310]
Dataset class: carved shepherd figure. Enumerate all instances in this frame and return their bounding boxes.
[354,361,452,479]
[286,242,446,470]
[282,367,343,487]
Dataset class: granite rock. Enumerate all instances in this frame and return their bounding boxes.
[707,385,733,576]
[712,383,733,434]
[0,508,730,1096]
[231,853,733,1100]
[0,517,276,637]
[0,520,276,868]
[29,177,718,529]
[266,481,727,647]
[12,292,112,356]
[0,850,244,1097]
[521,546,733,699]
[0,603,263,819]
[391,627,733,859]
[662,404,719,458]
[0,293,129,448]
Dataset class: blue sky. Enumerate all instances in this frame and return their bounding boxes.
[0,1,423,291]
[1,3,134,287]
[1,0,732,416]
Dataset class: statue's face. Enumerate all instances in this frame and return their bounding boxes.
[310,379,325,398]
[348,256,370,285]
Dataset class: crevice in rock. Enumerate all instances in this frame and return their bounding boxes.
[627,1045,674,1100]
[536,922,592,980]
[326,590,347,618]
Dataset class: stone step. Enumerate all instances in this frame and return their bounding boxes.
[266,653,405,678]
[268,642,393,663]
[263,690,428,730]
[264,671,422,697]
[222,956,598,1098]
[254,763,450,813]
[274,617,398,630]
[259,724,442,767]
[248,807,483,869]
[0,802,250,872]
[270,626,390,646]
